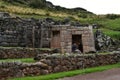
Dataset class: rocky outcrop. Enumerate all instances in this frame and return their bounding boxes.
[94,30,119,51]
[0,12,10,18]
[0,53,120,79]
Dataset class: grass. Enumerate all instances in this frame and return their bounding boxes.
[96,18,120,40]
[100,28,120,40]
[102,18,120,31]
[0,1,93,21]
[0,2,77,20]
[0,58,34,63]
[94,28,120,40]
[10,62,120,80]
[0,46,51,50]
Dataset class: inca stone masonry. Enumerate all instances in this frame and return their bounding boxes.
[0,12,95,53]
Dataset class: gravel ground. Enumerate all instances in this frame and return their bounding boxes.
[58,68,120,80]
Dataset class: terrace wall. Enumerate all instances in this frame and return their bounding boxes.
[0,53,120,80]
[0,47,51,59]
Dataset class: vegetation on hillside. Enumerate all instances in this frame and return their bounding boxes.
[0,0,120,40]
[0,0,93,19]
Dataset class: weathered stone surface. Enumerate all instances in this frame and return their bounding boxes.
[0,13,52,48]
[0,12,10,18]
[94,30,120,51]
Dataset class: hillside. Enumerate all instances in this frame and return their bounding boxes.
[0,0,120,40]
[0,0,94,20]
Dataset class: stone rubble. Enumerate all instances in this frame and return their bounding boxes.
[94,30,120,51]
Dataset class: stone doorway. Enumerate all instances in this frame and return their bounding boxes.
[51,31,60,49]
[72,35,83,52]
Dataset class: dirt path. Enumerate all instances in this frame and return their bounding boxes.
[58,68,120,80]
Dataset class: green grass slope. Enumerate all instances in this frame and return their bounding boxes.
[0,0,94,20]
[97,18,120,40]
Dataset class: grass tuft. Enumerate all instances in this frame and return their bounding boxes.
[0,58,34,63]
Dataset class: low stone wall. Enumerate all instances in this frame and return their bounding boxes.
[0,47,51,59]
[0,53,120,80]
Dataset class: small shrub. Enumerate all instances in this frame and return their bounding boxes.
[0,5,6,8]
[78,14,88,18]
[45,12,50,16]
[106,14,120,19]
[29,0,46,8]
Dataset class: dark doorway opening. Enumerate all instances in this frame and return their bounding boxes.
[72,35,83,52]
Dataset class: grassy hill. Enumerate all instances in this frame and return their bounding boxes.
[0,0,120,40]
[0,0,94,20]
[93,16,120,40]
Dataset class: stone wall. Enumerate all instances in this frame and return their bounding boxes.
[0,12,95,52]
[0,12,51,48]
[51,25,95,53]
[0,53,120,80]
[0,47,52,59]
[0,17,40,47]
